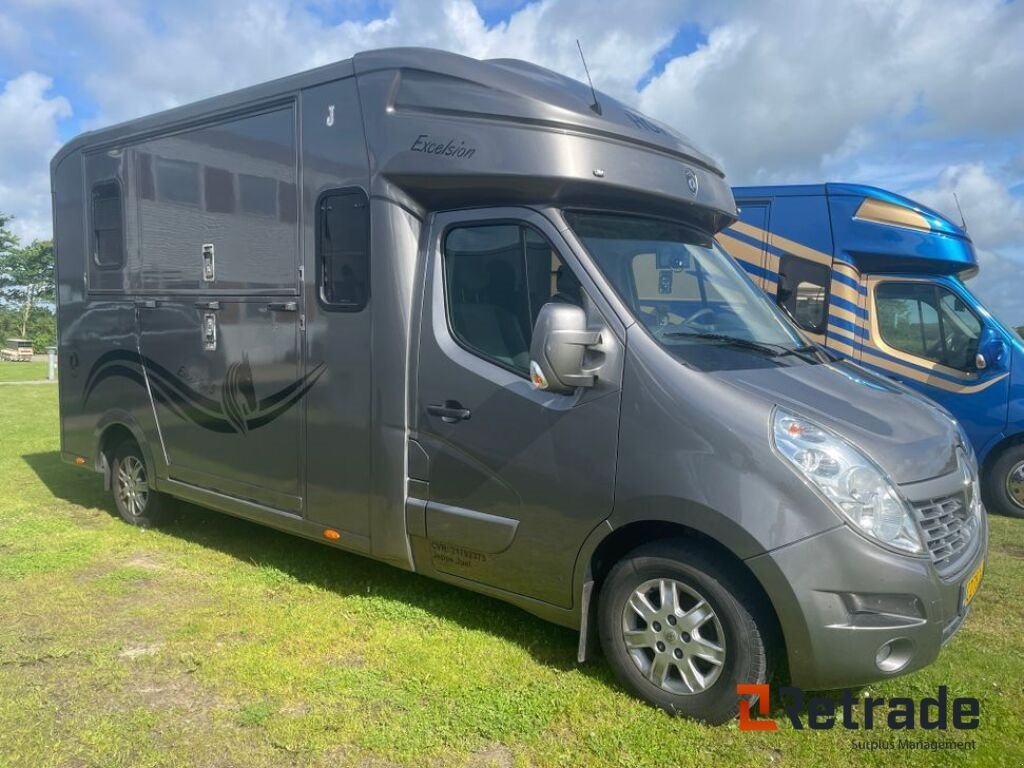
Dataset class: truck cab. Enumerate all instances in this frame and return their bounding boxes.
[723,183,1024,518]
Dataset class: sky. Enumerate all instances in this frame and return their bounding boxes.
[1,0,1022,323]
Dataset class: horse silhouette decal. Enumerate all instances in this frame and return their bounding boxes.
[83,350,326,434]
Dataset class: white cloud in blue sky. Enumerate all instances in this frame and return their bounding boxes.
[0,0,1021,321]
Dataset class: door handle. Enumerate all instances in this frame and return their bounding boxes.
[194,300,221,311]
[135,300,158,309]
[427,400,472,423]
[267,301,298,312]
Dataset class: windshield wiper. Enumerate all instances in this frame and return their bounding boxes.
[662,332,832,363]
[661,331,789,358]
[775,343,829,363]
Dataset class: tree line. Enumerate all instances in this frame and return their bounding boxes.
[0,212,55,352]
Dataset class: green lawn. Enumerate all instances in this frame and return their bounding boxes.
[0,384,1022,767]
[0,361,50,382]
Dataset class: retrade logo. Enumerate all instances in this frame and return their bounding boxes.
[737,684,980,733]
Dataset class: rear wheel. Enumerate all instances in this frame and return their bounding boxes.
[111,440,171,527]
[986,444,1024,519]
[597,540,768,724]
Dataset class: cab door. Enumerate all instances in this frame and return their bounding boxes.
[867,277,1010,449]
[413,208,623,608]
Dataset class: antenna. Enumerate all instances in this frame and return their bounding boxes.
[576,39,602,116]
[953,192,968,232]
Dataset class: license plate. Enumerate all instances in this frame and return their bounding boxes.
[962,560,984,610]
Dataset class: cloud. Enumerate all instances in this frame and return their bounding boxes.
[0,71,71,241]
[636,0,1024,182]
[910,163,1024,252]
[909,163,1024,326]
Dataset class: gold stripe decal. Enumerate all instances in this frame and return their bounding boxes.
[854,198,931,233]
[729,221,832,266]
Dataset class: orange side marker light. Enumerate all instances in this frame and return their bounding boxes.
[324,529,341,541]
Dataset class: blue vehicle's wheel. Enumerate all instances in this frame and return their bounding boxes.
[987,445,1024,519]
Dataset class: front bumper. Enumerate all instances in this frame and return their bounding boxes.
[747,502,987,690]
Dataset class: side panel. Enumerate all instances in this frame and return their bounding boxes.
[125,105,307,510]
[130,107,299,294]
[60,150,157,469]
[301,77,374,542]
[135,299,305,511]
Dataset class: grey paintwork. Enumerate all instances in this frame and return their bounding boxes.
[52,47,984,692]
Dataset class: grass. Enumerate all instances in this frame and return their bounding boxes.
[0,361,51,382]
[0,383,1021,767]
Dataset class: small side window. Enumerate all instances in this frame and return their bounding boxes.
[91,180,124,269]
[777,254,830,334]
[317,190,369,311]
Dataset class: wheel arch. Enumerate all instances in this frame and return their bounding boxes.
[93,411,159,491]
[574,508,787,668]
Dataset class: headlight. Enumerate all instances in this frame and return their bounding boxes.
[955,420,976,463]
[772,408,924,555]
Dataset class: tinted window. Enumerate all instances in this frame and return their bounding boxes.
[156,158,200,205]
[444,223,573,376]
[318,190,369,310]
[203,167,235,213]
[876,282,982,370]
[240,173,277,216]
[777,254,830,333]
[91,181,124,269]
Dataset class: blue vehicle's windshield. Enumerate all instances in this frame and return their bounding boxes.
[565,211,817,367]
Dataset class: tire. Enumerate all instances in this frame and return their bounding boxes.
[985,444,1024,519]
[597,540,768,724]
[111,439,171,527]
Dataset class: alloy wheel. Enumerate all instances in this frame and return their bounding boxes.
[621,577,726,695]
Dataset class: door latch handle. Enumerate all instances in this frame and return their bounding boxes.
[427,400,472,423]
[267,301,298,312]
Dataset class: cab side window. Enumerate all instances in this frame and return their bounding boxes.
[777,254,829,334]
[875,282,982,370]
[317,189,370,311]
[444,223,575,376]
[91,180,125,270]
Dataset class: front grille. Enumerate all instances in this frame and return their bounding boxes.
[913,491,976,574]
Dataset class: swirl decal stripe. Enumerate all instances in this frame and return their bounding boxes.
[83,350,326,435]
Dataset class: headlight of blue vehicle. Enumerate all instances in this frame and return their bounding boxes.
[772,408,924,555]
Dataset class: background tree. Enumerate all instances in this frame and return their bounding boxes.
[0,213,56,349]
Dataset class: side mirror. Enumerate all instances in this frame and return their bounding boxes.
[976,328,1008,372]
[529,303,601,394]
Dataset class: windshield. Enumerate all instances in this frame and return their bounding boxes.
[565,211,814,368]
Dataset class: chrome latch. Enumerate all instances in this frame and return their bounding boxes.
[203,313,217,351]
[202,243,216,282]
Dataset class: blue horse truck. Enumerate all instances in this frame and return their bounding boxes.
[721,184,1024,519]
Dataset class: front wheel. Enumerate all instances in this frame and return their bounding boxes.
[597,540,769,724]
[986,445,1024,519]
[111,440,171,527]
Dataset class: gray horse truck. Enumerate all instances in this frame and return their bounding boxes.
[51,48,986,722]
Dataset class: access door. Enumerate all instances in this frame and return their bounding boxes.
[138,299,306,512]
[414,208,623,608]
